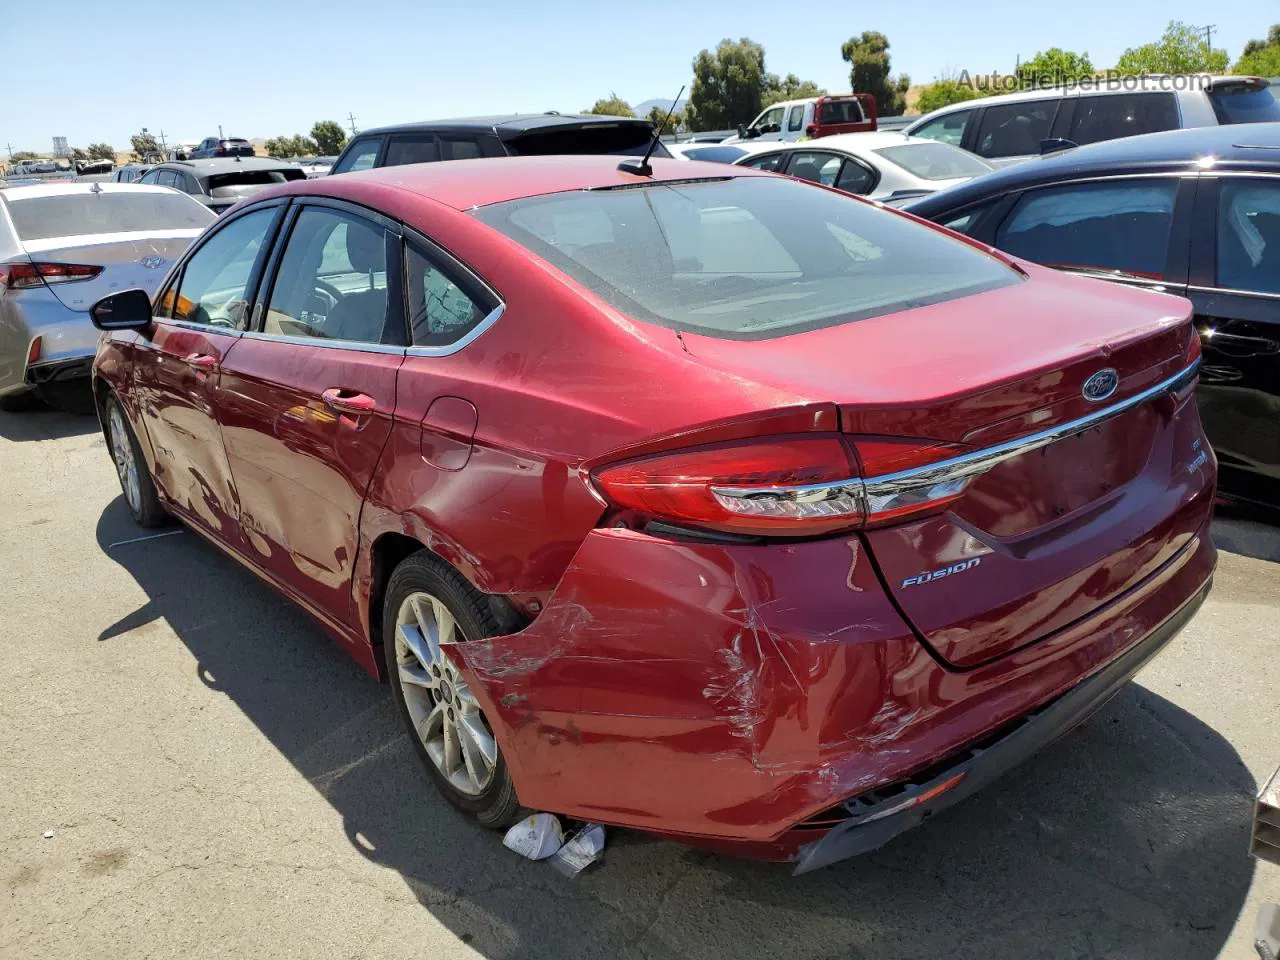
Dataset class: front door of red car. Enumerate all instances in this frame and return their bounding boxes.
[216,202,404,628]
[134,205,284,546]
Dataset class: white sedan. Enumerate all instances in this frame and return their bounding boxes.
[731,131,995,205]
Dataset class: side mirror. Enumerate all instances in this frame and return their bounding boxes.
[90,289,152,331]
[1039,137,1078,155]
[736,124,747,139]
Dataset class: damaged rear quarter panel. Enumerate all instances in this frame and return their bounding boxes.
[445,527,925,840]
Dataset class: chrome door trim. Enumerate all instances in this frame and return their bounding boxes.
[162,319,245,338]
[405,304,505,358]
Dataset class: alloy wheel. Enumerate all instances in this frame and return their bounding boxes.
[108,405,142,515]
[394,591,498,796]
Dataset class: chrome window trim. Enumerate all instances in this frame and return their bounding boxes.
[1187,283,1280,302]
[238,329,407,355]
[162,318,245,338]
[405,303,505,358]
[711,359,1200,509]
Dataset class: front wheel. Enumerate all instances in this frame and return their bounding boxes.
[384,551,521,828]
[105,395,167,528]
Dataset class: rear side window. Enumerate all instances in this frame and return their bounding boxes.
[406,244,493,347]
[1217,180,1280,294]
[937,202,995,235]
[995,179,1177,278]
[473,176,1019,340]
[5,191,212,241]
[974,100,1058,158]
[739,153,784,171]
[910,109,974,147]
[263,207,397,345]
[442,137,481,161]
[333,138,381,174]
[785,152,843,187]
[1209,85,1280,125]
[385,136,440,167]
[503,123,665,158]
[1069,94,1178,146]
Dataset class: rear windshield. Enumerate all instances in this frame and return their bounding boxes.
[6,191,213,241]
[504,124,670,158]
[682,145,750,163]
[205,169,304,196]
[473,175,1018,340]
[819,100,865,124]
[874,142,995,180]
[1209,85,1280,124]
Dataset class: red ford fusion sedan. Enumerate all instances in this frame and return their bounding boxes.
[89,155,1216,873]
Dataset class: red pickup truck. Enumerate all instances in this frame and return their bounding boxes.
[733,94,878,143]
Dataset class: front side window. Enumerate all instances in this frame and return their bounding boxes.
[473,175,1019,341]
[1217,180,1280,294]
[787,105,805,132]
[407,244,492,347]
[995,179,1178,279]
[755,107,785,132]
[384,136,440,167]
[332,138,382,175]
[974,100,1058,158]
[168,208,278,330]
[263,207,397,345]
[910,109,974,147]
[785,152,843,187]
[1069,94,1178,146]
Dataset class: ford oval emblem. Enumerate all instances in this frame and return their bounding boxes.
[139,256,168,269]
[1082,368,1119,403]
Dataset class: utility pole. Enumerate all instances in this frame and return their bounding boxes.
[5,143,13,161]
[218,124,224,139]
[1201,24,1216,51]
[157,130,168,153]
[347,112,358,135]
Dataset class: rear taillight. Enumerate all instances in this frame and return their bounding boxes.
[27,337,42,365]
[592,434,975,536]
[3,262,104,289]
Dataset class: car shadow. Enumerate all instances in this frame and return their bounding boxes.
[0,393,98,442]
[1212,510,1280,563]
[96,498,1257,960]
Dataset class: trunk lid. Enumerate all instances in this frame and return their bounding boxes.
[681,266,1210,668]
[20,233,200,311]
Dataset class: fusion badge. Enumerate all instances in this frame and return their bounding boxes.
[901,557,981,589]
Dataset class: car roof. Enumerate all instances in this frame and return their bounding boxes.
[752,132,916,156]
[906,122,1280,216]
[157,157,290,174]
[0,181,188,201]
[351,113,652,139]
[256,154,769,212]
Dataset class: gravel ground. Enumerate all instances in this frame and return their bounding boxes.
[2,402,1277,960]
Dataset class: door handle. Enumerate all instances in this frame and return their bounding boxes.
[321,388,377,414]
[184,352,217,369]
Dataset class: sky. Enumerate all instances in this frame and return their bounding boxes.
[4,0,1271,153]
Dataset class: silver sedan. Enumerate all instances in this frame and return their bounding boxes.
[732,131,996,205]
[0,181,213,408]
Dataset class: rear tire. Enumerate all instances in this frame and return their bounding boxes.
[105,395,167,528]
[0,391,36,412]
[383,550,521,828]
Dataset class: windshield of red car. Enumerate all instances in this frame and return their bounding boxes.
[473,175,1018,340]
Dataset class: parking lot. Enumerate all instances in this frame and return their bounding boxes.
[0,403,1274,959]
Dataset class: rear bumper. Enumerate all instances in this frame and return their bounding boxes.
[449,511,1217,853]
[790,574,1211,873]
[0,288,98,394]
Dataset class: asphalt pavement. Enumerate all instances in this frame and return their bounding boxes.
[2,402,1278,960]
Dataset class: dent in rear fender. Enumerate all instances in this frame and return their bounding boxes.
[442,528,925,838]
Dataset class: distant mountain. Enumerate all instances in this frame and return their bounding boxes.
[633,97,688,118]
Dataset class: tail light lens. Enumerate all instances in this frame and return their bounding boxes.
[27,336,42,365]
[592,434,976,536]
[3,262,104,289]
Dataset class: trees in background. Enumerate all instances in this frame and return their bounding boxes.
[1115,21,1229,74]
[130,130,159,161]
[1016,48,1095,85]
[310,121,347,155]
[685,38,769,131]
[584,94,635,117]
[915,79,983,114]
[763,73,826,107]
[1236,25,1280,76]
[841,32,911,115]
[265,135,318,158]
[87,143,116,161]
[646,105,682,134]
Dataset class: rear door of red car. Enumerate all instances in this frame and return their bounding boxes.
[216,199,405,628]
[135,202,286,547]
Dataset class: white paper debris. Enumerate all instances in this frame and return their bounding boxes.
[42,830,54,839]
[550,823,606,877]
[503,813,563,861]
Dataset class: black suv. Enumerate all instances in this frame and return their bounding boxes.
[329,113,665,175]
[189,137,255,159]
